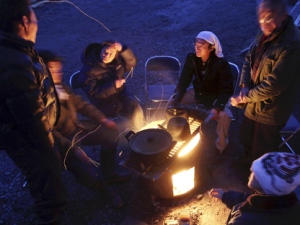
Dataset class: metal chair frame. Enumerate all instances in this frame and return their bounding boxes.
[69,70,81,89]
[145,55,181,121]
[228,62,241,121]
[279,114,300,154]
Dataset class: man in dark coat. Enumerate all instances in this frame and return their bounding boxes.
[231,0,300,162]
[0,1,66,223]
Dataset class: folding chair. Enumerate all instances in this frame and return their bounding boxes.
[69,70,81,90]
[279,114,300,154]
[145,56,181,121]
[228,62,240,121]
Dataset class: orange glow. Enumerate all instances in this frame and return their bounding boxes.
[172,167,195,196]
[178,133,200,157]
[140,120,165,130]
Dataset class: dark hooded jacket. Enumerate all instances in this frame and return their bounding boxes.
[78,42,137,108]
[222,190,300,225]
[0,31,59,151]
[174,52,233,111]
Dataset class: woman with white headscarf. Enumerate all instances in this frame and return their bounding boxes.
[169,31,233,153]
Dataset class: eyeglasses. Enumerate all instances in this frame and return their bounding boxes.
[259,17,274,25]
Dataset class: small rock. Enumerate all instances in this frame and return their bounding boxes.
[196,194,204,200]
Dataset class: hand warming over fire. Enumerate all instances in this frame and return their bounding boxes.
[208,188,224,201]
[230,95,247,107]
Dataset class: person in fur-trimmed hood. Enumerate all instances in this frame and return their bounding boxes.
[209,152,300,225]
[78,40,144,131]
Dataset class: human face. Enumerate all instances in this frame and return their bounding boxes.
[25,8,38,43]
[257,4,285,36]
[194,39,213,60]
[100,46,117,64]
[48,61,63,84]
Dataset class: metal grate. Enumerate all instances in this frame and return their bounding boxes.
[120,110,207,181]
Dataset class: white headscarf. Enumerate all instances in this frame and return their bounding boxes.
[196,31,223,58]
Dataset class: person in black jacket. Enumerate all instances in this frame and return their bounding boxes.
[0,1,66,224]
[209,152,300,225]
[39,50,132,209]
[78,41,144,132]
[169,31,233,153]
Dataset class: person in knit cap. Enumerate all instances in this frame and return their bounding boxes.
[168,31,233,154]
[209,152,300,225]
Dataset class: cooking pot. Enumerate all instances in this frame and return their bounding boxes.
[167,116,191,142]
[125,129,176,164]
[165,107,188,122]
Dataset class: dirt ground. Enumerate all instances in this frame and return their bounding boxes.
[1,0,300,225]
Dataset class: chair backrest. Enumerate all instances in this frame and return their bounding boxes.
[145,56,181,86]
[228,62,240,96]
[69,71,81,90]
[279,114,300,154]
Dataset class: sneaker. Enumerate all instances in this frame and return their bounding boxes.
[97,185,123,209]
[104,171,131,184]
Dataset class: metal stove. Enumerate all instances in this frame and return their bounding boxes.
[120,106,210,198]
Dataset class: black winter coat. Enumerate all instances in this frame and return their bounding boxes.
[240,16,300,125]
[0,31,59,151]
[78,43,137,107]
[175,53,233,111]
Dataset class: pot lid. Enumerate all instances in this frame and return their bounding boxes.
[130,129,173,155]
[166,107,188,120]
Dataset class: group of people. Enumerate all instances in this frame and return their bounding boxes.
[1,0,300,224]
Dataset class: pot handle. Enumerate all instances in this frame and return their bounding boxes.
[125,130,136,142]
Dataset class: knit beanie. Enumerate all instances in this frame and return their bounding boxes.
[249,152,300,196]
[196,31,224,58]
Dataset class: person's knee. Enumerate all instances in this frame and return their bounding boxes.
[218,110,231,118]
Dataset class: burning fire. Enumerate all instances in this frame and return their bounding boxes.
[178,133,200,157]
[172,167,195,196]
[139,119,200,197]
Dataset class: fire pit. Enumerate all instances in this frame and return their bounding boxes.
[120,107,210,199]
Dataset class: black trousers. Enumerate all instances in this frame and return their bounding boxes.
[78,123,119,174]
[54,122,119,188]
[5,146,67,225]
[239,116,285,161]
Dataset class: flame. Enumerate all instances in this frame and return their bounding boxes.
[178,133,200,157]
[172,167,195,196]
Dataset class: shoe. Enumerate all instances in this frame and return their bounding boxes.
[104,171,131,184]
[97,185,123,209]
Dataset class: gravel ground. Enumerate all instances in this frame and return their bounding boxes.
[1,0,300,225]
